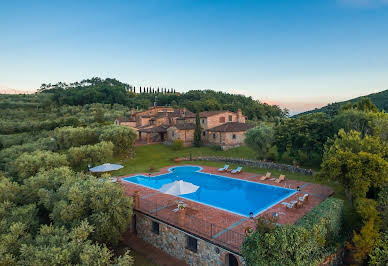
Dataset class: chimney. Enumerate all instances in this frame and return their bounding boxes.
[237,109,245,123]
[130,108,135,116]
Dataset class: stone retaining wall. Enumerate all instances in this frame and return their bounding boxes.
[132,211,245,266]
[181,156,315,175]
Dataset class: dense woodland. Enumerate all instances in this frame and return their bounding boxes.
[0,78,387,265]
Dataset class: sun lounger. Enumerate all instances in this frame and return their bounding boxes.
[260,172,271,180]
[298,193,309,202]
[218,165,229,172]
[275,174,286,183]
[282,200,297,209]
[231,166,243,174]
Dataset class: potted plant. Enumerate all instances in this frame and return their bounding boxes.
[244,226,254,236]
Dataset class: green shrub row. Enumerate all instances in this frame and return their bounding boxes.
[242,197,344,266]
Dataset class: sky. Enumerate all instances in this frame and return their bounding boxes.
[1,0,388,114]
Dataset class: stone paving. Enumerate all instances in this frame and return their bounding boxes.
[119,165,334,252]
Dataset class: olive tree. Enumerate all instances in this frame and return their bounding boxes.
[244,124,274,159]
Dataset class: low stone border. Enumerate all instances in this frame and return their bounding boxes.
[179,156,315,176]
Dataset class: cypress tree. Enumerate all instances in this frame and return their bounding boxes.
[194,112,201,147]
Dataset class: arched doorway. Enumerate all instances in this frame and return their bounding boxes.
[226,253,239,266]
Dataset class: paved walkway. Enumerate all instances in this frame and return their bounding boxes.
[121,231,188,266]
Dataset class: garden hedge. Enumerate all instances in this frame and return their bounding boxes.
[242,197,344,266]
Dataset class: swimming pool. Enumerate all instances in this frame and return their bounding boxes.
[123,166,296,217]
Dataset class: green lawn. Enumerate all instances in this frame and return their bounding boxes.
[113,144,256,176]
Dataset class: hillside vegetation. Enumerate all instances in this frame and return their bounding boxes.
[295,89,388,117]
[38,77,288,121]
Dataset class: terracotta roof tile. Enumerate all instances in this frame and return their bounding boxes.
[174,123,196,130]
[138,125,169,133]
[199,110,231,117]
[207,122,253,132]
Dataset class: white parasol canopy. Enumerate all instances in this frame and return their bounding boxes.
[159,180,199,196]
[89,163,123,173]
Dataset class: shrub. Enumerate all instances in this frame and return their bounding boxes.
[209,144,222,151]
[67,141,114,171]
[265,145,279,162]
[279,149,293,164]
[100,125,137,156]
[172,139,184,150]
[242,198,344,266]
[245,124,274,159]
[54,126,100,150]
[13,150,69,181]
[296,197,345,246]
[369,231,388,266]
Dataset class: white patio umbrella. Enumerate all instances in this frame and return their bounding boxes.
[159,180,199,196]
[89,163,123,173]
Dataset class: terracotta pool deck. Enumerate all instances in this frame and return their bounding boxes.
[119,165,334,252]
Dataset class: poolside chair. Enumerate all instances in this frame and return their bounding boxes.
[218,165,229,172]
[260,172,271,180]
[281,200,297,209]
[275,174,286,183]
[231,166,243,174]
[298,193,309,203]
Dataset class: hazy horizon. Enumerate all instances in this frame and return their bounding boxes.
[1,0,388,114]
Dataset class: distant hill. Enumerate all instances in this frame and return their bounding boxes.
[294,89,388,117]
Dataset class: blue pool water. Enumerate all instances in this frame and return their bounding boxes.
[123,166,296,217]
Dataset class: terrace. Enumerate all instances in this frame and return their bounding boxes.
[119,165,334,253]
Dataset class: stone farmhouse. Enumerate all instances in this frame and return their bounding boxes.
[115,106,253,150]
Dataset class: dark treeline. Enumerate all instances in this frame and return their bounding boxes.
[38,77,288,121]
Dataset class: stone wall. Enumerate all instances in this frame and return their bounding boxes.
[167,127,195,144]
[205,111,238,130]
[120,121,137,128]
[132,212,244,266]
[207,131,246,150]
[181,156,315,175]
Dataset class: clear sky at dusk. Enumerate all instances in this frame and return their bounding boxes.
[1,0,388,113]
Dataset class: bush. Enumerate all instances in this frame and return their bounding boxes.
[265,145,279,162]
[296,197,345,245]
[209,144,222,151]
[67,141,114,171]
[54,126,100,150]
[279,149,293,164]
[369,231,388,266]
[100,125,137,156]
[245,124,275,159]
[172,139,184,150]
[242,198,344,266]
[13,150,69,181]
